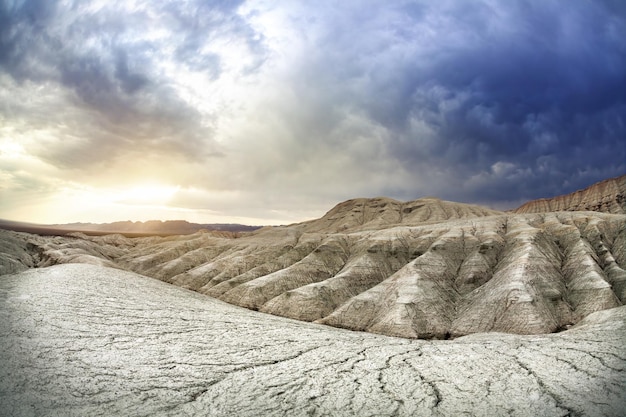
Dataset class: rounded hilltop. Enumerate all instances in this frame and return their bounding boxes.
[298,196,503,233]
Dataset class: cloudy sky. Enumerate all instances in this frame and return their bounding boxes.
[1,0,625,225]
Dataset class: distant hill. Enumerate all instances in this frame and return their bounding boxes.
[514,174,626,214]
[0,219,261,237]
[50,220,262,235]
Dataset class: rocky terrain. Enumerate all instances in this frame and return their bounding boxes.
[1,176,626,415]
[514,174,626,214]
[1,264,625,416]
[1,194,625,340]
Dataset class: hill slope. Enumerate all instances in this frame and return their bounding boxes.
[297,197,503,233]
[2,264,624,416]
[3,206,624,340]
[514,174,626,214]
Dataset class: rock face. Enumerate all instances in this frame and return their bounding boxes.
[514,174,626,214]
[1,264,625,417]
[0,230,40,275]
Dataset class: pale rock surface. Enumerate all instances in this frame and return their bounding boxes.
[297,197,502,232]
[515,174,626,214]
[115,210,626,339]
[1,264,625,417]
[0,230,40,275]
[1,207,625,340]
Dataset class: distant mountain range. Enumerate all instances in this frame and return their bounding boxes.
[50,220,262,234]
[1,174,624,237]
[0,219,261,236]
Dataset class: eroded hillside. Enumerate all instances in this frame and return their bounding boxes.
[2,196,624,340]
[515,174,626,214]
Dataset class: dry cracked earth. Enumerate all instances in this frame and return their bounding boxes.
[1,176,625,415]
[1,264,625,416]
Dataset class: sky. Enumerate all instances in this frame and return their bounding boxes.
[1,0,625,226]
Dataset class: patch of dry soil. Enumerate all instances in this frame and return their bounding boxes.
[1,264,625,416]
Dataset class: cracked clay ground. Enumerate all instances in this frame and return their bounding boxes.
[1,264,625,416]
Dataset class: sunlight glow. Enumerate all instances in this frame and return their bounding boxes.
[39,183,186,223]
[0,138,27,159]
[113,184,181,205]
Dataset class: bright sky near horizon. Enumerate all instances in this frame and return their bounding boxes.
[1,0,625,225]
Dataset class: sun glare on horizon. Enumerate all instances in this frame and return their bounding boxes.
[35,183,187,225]
[113,184,181,206]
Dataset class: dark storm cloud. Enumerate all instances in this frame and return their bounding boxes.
[0,0,58,80]
[416,1,626,203]
[275,0,625,205]
[114,50,149,94]
[411,0,626,202]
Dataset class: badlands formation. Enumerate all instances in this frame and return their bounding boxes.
[2,177,625,340]
[515,175,625,215]
[1,174,625,415]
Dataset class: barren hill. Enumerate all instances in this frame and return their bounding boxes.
[515,174,626,214]
[116,211,626,339]
[297,197,502,233]
[2,178,625,340]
